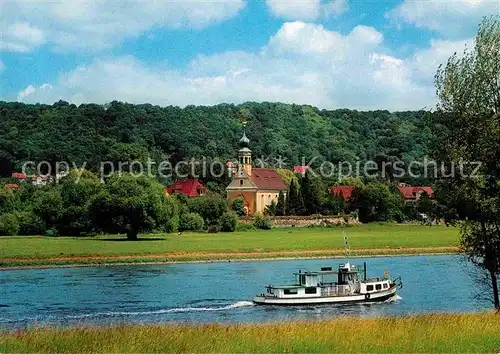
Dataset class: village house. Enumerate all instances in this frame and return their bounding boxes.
[166,178,206,197]
[226,130,287,215]
[397,184,434,203]
[4,183,21,192]
[330,186,356,201]
[11,172,27,182]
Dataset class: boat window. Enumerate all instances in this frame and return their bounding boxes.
[305,287,317,294]
[383,283,388,289]
[284,288,298,295]
[376,284,382,290]
[367,285,374,291]
[299,274,306,285]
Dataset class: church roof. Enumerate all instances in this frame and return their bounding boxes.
[250,168,287,190]
[239,131,250,148]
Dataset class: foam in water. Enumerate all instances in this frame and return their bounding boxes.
[36,301,255,321]
[384,294,403,303]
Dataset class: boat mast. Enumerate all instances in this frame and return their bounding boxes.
[343,229,351,263]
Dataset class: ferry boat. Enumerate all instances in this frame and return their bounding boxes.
[253,261,402,305]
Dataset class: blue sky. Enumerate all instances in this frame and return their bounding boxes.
[1,0,498,110]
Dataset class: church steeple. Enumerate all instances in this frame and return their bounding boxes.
[238,121,252,176]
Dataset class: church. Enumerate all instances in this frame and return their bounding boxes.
[226,129,287,215]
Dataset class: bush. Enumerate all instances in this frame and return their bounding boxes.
[207,224,220,233]
[15,211,46,235]
[231,197,247,216]
[236,222,256,232]
[253,214,272,230]
[179,212,205,231]
[0,213,20,236]
[219,211,238,232]
[188,194,227,227]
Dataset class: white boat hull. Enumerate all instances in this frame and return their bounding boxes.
[253,285,397,305]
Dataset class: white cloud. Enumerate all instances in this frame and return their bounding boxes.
[266,0,348,20]
[266,0,321,20]
[1,22,46,52]
[387,0,499,37]
[17,21,470,111]
[323,0,348,16]
[1,0,246,52]
[410,38,473,83]
[17,83,53,101]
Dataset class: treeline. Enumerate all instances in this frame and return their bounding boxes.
[0,170,245,238]
[0,169,439,237]
[0,100,432,184]
[237,174,439,224]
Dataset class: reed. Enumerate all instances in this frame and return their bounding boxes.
[2,313,499,353]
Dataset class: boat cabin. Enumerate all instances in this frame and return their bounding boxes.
[264,262,394,299]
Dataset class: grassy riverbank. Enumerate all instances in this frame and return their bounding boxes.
[1,313,499,353]
[0,224,459,268]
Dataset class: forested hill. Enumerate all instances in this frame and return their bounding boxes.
[0,100,432,177]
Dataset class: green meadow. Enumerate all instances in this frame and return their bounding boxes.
[1,313,498,353]
[0,224,459,267]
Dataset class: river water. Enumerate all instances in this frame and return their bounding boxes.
[0,255,490,327]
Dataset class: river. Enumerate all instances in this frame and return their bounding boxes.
[0,255,491,327]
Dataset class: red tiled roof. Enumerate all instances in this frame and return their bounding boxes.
[293,165,310,175]
[166,179,206,197]
[250,168,287,190]
[330,186,356,201]
[398,186,434,199]
[4,183,20,191]
[11,173,27,179]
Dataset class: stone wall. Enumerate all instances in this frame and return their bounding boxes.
[240,214,359,227]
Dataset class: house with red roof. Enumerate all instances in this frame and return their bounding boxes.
[166,179,206,197]
[330,186,356,201]
[226,131,287,215]
[293,165,310,176]
[4,183,21,192]
[397,185,434,203]
[11,172,27,181]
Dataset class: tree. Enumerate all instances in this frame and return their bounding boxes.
[89,174,174,240]
[0,188,22,214]
[32,188,64,234]
[275,191,286,216]
[219,211,238,232]
[432,16,500,309]
[286,179,305,215]
[187,194,228,228]
[58,169,103,236]
[349,182,401,223]
[179,212,204,231]
[264,200,277,216]
[0,213,19,236]
[300,172,326,215]
[231,197,247,216]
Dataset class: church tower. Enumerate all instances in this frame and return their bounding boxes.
[238,124,252,176]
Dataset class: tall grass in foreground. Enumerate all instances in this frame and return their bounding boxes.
[1,313,499,353]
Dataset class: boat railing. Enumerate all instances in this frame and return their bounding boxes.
[320,285,352,296]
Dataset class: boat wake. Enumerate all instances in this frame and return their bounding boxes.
[70,301,255,318]
[384,294,403,303]
[0,301,255,324]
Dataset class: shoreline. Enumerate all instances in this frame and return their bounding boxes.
[0,247,459,270]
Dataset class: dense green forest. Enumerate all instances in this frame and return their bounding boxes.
[0,100,432,180]
[0,100,443,237]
